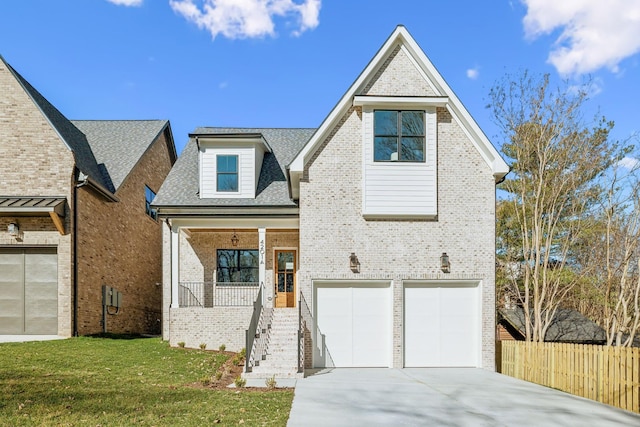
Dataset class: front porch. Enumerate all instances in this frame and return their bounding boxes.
[164,218,300,352]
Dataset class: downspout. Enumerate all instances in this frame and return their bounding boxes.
[73,180,82,337]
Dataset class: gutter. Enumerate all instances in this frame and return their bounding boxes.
[77,173,119,202]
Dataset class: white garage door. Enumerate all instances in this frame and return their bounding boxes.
[315,282,391,368]
[404,282,479,367]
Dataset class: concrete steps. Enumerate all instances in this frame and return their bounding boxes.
[245,308,302,379]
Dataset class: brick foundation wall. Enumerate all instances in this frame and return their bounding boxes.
[169,307,253,351]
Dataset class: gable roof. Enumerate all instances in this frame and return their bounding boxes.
[1,56,110,193]
[152,127,314,212]
[499,307,606,344]
[288,25,509,194]
[1,55,176,199]
[72,120,175,192]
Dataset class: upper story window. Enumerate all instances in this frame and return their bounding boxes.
[145,186,157,220]
[374,110,425,162]
[216,155,239,192]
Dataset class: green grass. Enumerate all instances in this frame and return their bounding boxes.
[0,336,293,426]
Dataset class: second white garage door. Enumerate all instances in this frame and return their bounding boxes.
[315,281,391,368]
[404,281,480,367]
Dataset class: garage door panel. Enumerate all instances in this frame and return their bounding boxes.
[315,283,391,368]
[405,283,479,367]
[0,249,57,335]
[0,252,25,334]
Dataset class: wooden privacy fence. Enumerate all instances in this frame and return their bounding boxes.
[500,341,640,413]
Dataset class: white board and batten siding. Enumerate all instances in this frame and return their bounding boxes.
[361,106,438,218]
[199,145,258,199]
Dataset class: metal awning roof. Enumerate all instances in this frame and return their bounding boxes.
[0,197,67,235]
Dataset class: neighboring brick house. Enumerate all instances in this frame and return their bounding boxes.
[0,56,177,337]
[153,26,509,377]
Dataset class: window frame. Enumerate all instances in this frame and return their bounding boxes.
[216,249,259,284]
[216,154,239,193]
[144,185,157,220]
[373,109,426,163]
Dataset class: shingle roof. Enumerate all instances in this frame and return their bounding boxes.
[153,127,315,208]
[72,120,171,192]
[4,59,109,191]
[3,56,173,197]
[499,307,607,344]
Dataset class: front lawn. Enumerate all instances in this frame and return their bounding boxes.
[0,336,293,426]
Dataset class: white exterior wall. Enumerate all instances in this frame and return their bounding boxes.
[200,146,256,198]
[169,307,253,351]
[298,43,498,370]
[362,106,437,218]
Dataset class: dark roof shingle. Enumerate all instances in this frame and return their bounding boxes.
[153,127,315,208]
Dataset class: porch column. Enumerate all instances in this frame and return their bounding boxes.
[171,226,179,308]
[258,227,266,305]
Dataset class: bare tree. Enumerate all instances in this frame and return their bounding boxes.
[592,159,640,346]
[490,72,619,341]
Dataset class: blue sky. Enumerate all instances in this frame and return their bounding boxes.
[1,0,639,156]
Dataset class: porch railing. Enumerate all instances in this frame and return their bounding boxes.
[178,281,259,307]
[245,285,264,373]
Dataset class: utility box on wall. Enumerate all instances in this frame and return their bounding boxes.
[102,285,122,309]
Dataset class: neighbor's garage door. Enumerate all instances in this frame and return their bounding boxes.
[0,248,58,334]
[315,282,391,367]
[404,282,479,367]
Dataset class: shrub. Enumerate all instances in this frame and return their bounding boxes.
[218,344,226,352]
[199,343,207,350]
[265,376,277,390]
[234,376,246,388]
[177,341,185,348]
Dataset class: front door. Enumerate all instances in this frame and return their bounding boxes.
[275,250,296,308]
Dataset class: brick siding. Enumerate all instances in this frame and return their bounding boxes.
[0,62,75,336]
[75,132,173,335]
[298,53,497,369]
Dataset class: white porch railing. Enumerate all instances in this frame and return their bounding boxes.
[178,281,259,307]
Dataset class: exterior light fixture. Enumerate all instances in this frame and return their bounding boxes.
[349,252,360,273]
[440,252,450,273]
[8,222,19,237]
[231,230,239,247]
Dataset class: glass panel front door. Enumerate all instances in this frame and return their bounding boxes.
[275,250,296,308]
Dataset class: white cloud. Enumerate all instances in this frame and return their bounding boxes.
[466,67,479,80]
[522,0,640,76]
[169,0,321,40]
[618,156,640,170]
[106,0,143,6]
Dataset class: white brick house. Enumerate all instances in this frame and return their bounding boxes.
[153,26,509,377]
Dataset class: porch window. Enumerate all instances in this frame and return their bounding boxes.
[216,249,259,283]
[374,110,425,162]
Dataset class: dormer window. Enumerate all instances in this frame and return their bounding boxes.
[374,110,425,162]
[216,155,239,192]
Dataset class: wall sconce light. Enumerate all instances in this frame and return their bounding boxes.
[440,252,450,273]
[231,230,239,247]
[349,252,360,273]
[8,222,19,238]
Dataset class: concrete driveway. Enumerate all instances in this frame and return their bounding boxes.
[287,368,640,426]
